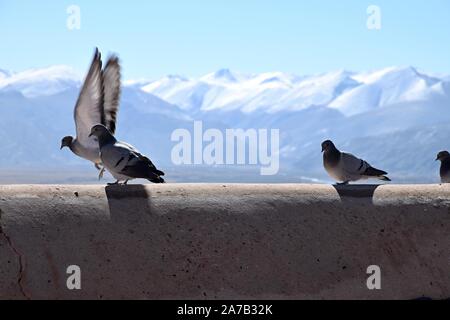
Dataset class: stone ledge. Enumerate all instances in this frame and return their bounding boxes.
[0,184,449,299]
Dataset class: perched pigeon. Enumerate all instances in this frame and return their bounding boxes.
[61,48,121,179]
[321,140,391,185]
[436,151,450,183]
[89,124,165,185]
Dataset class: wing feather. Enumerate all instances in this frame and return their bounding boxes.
[74,48,104,149]
[114,142,165,177]
[102,55,121,135]
[341,152,369,175]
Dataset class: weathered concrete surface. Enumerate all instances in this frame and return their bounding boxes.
[0,184,449,300]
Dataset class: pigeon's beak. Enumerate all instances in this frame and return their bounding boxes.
[88,132,93,138]
[435,156,439,161]
[321,146,325,153]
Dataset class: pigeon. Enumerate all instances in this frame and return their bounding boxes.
[321,140,391,185]
[60,48,121,179]
[436,151,450,183]
[89,124,165,185]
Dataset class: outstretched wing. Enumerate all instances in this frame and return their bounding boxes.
[102,55,121,135]
[74,48,104,149]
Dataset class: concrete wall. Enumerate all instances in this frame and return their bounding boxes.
[0,184,449,300]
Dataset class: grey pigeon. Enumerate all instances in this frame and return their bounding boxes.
[60,48,121,179]
[436,151,450,183]
[321,140,390,185]
[89,124,165,185]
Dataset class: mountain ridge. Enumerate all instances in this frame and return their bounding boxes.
[0,65,449,182]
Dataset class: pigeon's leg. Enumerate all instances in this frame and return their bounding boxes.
[94,163,102,171]
[336,181,349,186]
[107,180,120,186]
[98,167,106,180]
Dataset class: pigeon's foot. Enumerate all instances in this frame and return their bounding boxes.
[107,180,130,186]
[95,163,102,171]
[98,167,106,180]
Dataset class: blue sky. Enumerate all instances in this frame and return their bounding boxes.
[1,0,449,79]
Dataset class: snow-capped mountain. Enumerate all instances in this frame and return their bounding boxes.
[0,68,10,80]
[0,65,81,98]
[0,65,449,183]
[329,67,444,115]
[141,66,449,117]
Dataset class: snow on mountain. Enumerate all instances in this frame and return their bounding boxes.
[0,68,10,80]
[269,70,359,113]
[329,67,442,115]
[0,65,81,98]
[200,68,241,83]
[141,75,202,111]
[142,66,448,116]
[6,64,444,117]
[0,64,450,182]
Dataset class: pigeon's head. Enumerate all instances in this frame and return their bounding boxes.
[60,136,73,149]
[321,140,336,153]
[89,124,110,138]
[436,151,450,162]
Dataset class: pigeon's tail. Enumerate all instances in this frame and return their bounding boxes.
[363,166,388,177]
[148,167,165,183]
[146,170,165,183]
[363,166,391,182]
[148,176,165,183]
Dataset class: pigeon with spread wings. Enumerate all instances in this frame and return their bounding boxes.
[61,48,121,179]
